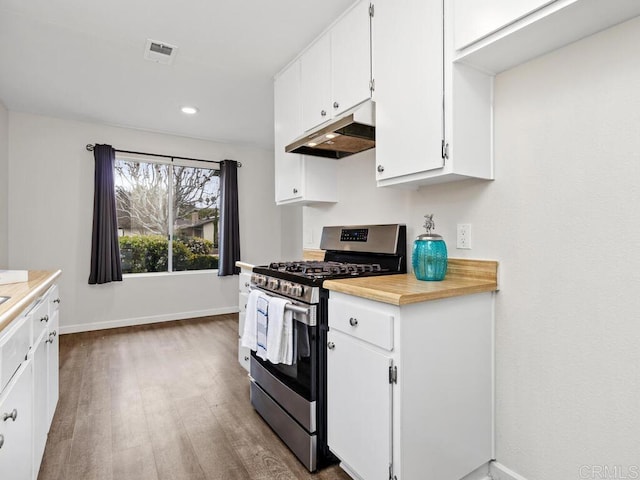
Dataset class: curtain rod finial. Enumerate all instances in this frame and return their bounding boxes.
[86,144,95,151]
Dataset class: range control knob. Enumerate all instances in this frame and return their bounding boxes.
[281,282,291,295]
[251,274,266,287]
[290,284,304,297]
[267,278,280,290]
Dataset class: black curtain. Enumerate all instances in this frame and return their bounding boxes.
[218,159,241,276]
[88,144,123,284]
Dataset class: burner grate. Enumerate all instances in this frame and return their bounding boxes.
[267,260,385,279]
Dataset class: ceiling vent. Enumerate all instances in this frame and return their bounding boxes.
[144,39,178,65]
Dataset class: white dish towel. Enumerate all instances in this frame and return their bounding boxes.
[241,289,265,351]
[255,295,269,360]
[267,297,294,365]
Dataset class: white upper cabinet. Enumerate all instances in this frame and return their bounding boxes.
[301,34,332,132]
[301,0,372,132]
[373,0,446,183]
[454,0,554,50]
[331,0,372,117]
[453,0,640,73]
[274,60,304,204]
[274,60,337,205]
[373,0,494,188]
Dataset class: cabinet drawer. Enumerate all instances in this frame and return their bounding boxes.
[329,298,394,351]
[0,314,31,395]
[239,272,252,294]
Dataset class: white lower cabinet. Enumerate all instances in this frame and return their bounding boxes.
[327,291,494,480]
[46,290,60,426]
[0,359,33,480]
[237,266,252,372]
[32,328,48,473]
[327,330,392,480]
[0,280,60,480]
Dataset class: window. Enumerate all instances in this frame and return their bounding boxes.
[114,155,220,273]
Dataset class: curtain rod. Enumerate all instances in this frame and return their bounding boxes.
[85,144,242,168]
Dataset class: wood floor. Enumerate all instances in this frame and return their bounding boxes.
[37,314,351,480]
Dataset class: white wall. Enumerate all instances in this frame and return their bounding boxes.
[304,16,640,480]
[8,112,285,332]
[0,100,8,266]
[302,149,414,248]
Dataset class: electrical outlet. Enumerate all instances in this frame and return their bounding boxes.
[457,224,472,249]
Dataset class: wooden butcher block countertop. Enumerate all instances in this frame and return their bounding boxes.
[0,270,62,333]
[323,259,498,306]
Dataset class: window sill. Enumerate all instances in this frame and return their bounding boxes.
[122,269,219,279]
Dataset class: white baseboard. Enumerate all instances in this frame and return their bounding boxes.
[59,307,239,334]
[490,462,530,480]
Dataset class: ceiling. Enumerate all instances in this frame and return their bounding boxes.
[0,0,355,148]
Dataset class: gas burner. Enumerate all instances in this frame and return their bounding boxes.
[264,260,385,279]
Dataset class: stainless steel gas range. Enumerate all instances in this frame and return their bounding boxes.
[248,224,407,472]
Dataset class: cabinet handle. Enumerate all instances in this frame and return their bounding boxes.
[349,317,358,327]
[0,433,4,449]
[244,282,250,288]
[333,101,340,109]
[53,298,61,304]
[320,110,327,117]
[377,165,385,173]
[40,314,49,323]
[3,409,17,422]
[244,356,249,361]
[47,331,57,344]
[293,188,298,194]
[327,342,335,350]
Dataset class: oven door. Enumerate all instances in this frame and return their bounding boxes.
[249,287,318,403]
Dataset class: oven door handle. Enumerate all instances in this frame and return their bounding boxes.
[284,303,311,316]
[249,286,316,326]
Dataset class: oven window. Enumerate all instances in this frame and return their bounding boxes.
[254,323,317,401]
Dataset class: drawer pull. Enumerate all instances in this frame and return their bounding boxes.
[3,409,17,422]
[244,356,249,362]
[53,298,61,304]
[327,342,335,350]
[349,317,358,327]
[244,282,250,288]
[40,314,49,323]
[0,433,4,449]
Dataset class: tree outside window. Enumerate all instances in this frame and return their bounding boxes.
[114,157,220,273]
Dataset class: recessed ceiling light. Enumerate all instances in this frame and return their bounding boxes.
[181,106,198,115]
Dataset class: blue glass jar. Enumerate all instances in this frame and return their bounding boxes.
[412,233,448,281]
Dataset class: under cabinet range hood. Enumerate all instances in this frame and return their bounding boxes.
[285,101,375,159]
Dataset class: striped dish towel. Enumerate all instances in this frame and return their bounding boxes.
[255,295,269,360]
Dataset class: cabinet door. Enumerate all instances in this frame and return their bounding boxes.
[32,332,48,474]
[0,361,33,480]
[373,0,445,181]
[301,33,331,132]
[274,61,304,203]
[453,0,554,49]
[331,0,371,116]
[327,329,392,480]
[47,307,59,425]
